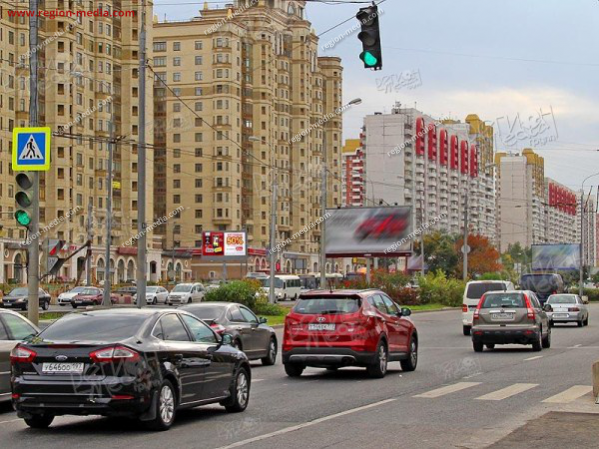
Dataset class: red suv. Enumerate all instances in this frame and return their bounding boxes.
[283,289,418,378]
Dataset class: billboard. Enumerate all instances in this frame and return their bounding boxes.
[325,206,413,257]
[201,231,247,257]
[532,244,580,271]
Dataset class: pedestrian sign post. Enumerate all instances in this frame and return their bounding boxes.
[12,127,51,171]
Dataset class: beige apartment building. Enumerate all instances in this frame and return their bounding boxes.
[153,0,343,277]
[0,1,166,284]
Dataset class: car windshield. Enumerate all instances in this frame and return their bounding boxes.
[466,283,505,299]
[295,297,361,314]
[9,288,28,296]
[70,287,87,293]
[172,284,192,292]
[181,305,225,320]
[146,287,159,293]
[481,293,525,308]
[79,288,98,295]
[548,295,578,304]
[40,313,148,341]
[520,274,559,293]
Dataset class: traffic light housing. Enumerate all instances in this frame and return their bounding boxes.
[14,172,34,228]
[356,5,383,70]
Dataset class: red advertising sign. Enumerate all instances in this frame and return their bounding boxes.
[202,232,225,256]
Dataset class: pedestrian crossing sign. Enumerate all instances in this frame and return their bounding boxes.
[12,127,51,171]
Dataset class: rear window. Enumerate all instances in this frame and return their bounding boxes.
[294,297,361,315]
[466,283,506,299]
[181,305,225,320]
[481,293,525,308]
[548,295,578,304]
[40,313,148,341]
[520,274,560,293]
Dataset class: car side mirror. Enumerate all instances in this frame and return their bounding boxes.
[221,333,233,346]
[400,307,412,317]
[259,317,268,324]
[543,304,552,312]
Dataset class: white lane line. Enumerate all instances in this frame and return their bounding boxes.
[0,419,20,425]
[252,379,265,383]
[568,344,582,348]
[475,383,538,401]
[215,398,397,449]
[413,382,482,399]
[524,356,543,361]
[542,385,593,403]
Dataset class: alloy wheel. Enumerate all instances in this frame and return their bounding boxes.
[159,385,175,424]
[236,372,249,408]
[269,340,276,360]
[410,340,418,367]
[379,344,387,374]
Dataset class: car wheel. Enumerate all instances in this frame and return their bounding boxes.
[473,341,484,352]
[232,339,242,351]
[187,297,192,304]
[261,338,277,366]
[59,303,65,307]
[42,300,49,311]
[284,363,304,377]
[367,340,388,378]
[463,326,471,336]
[400,336,418,372]
[153,297,158,305]
[578,319,584,327]
[22,303,28,311]
[72,304,78,309]
[584,315,589,326]
[144,379,176,431]
[223,366,250,413]
[532,330,543,351]
[486,344,495,349]
[542,326,551,349]
[24,414,54,429]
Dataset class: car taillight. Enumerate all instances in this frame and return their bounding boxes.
[462,304,468,313]
[523,294,535,320]
[473,295,485,321]
[10,346,37,364]
[210,323,226,334]
[569,307,580,312]
[89,345,140,363]
[473,308,480,320]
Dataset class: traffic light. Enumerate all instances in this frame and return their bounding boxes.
[14,172,34,228]
[356,5,383,70]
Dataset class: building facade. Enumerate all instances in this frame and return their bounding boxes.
[153,0,343,277]
[362,103,496,241]
[576,191,597,268]
[341,138,364,207]
[545,178,577,245]
[0,1,164,284]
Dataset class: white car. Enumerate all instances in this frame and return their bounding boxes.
[57,286,90,306]
[462,280,514,335]
[133,286,169,305]
[167,282,205,305]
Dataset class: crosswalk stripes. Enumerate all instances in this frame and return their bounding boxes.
[541,385,593,403]
[414,382,592,404]
[475,383,538,401]
[413,382,482,398]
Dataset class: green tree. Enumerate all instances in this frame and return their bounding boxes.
[414,231,459,276]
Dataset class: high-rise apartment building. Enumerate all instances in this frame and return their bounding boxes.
[153,0,343,276]
[362,103,496,241]
[341,138,364,207]
[0,1,157,284]
[576,191,597,268]
[545,179,577,245]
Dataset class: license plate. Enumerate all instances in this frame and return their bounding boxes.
[491,313,514,320]
[308,323,336,331]
[42,362,84,374]
[554,313,568,318]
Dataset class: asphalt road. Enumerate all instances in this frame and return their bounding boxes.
[1,306,599,448]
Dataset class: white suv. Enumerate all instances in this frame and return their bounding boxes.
[462,280,514,335]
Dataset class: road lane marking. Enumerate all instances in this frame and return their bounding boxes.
[542,385,593,403]
[215,398,397,449]
[252,379,265,383]
[0,419,20,425]
[524,356,543,361]
[413,382,482,399]
[475,383,538,401]
[568,344,582,348]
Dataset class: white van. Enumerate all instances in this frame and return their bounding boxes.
[462,280,514,335]
[261,275,302,301]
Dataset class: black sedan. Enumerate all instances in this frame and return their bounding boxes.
[11,309,251,430]
[180,302,277,366]
[1,287,51,311]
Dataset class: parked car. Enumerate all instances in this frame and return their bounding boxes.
[462,280,515,336]
[57,286,90,306]
[11,308,251,430]
[113,286,137,304]
[519,273,564,304]
[72,287,117,308]
[167,283,205,305]
[133,286,170,305]
[180,302,277,365]
[205,280,228,292]
[283,289,418,378]
[471,290,551,352]
[0,310,39,401]
[546,293,589,327]
[0,288,51,311]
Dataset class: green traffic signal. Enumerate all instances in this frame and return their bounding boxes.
[362,51,378,67]
[15,210,31,227]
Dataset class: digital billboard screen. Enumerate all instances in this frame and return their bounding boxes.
[531,244,580,271]
[202,231,247,257]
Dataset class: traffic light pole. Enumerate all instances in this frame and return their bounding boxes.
[27,0,40,325]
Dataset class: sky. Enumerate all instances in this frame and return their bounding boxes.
[154,0,599,191]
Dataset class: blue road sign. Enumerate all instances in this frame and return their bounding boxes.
[12,127,51,171]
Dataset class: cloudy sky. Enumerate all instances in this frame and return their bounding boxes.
[154,0,599,190]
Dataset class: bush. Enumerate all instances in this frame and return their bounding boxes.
[204,280,259,310]
[253,296,287,316]
[417,271,465,307]
[567,287,599,302]
[393,287,420,305]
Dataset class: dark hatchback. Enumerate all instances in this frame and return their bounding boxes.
[11,309,251,431]
[180,302,277,365]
